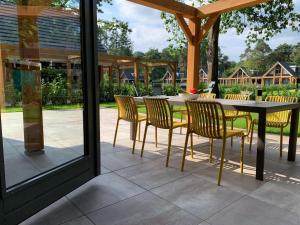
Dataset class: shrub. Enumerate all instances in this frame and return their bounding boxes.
[162,84,181,96]
[4,80,22,106]
[42,75,68,105]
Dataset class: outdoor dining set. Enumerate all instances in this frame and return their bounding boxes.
[112,93,300,186]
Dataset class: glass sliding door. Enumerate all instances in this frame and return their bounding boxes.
[0,1,99,224]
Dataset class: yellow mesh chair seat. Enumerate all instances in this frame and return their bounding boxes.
[137,114,147,122]
[223,94,252,144]
[182,100,247,186]
[141,97,187,167]
[249,96,298,157]
[113,95,146,154]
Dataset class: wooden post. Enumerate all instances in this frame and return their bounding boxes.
[17,5,44,152]
[186,18,200,92]
[99,65,104,83]
[172,63,177,88]
[108,66,113,83]
[66,60,72,96]
[134,61,139,86]
[144,66,149,88]
[0,50,5,108]
[117,68,121,88]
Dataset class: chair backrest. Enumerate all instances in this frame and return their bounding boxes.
[198,93,216,99]
[224,94,250,101]
[114,95,138,122]
[143,97,172,129]
[186,100,226,138]
[265,96,298,123]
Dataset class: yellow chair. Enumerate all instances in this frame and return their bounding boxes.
[113,95,146,154]
[249,96,298,157]
[141,97,187,167]
[181,100,247,186]
[224,94,252,145]
[178,93,216,134]
[198,93,217,99]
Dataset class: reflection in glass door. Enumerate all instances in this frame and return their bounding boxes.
[0,1,100,224]
[0,1,84,188]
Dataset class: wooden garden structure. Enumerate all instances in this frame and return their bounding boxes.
[127,0,270,91]
[98,54,177,87]
[219,67,252,85]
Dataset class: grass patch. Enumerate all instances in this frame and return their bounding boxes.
[100,102,300,136]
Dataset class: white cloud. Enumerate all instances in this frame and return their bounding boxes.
[105,0,172,52]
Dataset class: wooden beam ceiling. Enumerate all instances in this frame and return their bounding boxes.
[198,0,269,18]
[127,0,199,18]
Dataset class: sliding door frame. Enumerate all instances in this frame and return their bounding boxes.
[0,0,100,224]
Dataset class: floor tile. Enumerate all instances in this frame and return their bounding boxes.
[20,197,82,225]
[67,173,145,214]
[87,192,202,225]
[207,196,300,225]
[61,216,94,225]
[152,174,244,220]
[250,177,300,216]
[115,157,188,190]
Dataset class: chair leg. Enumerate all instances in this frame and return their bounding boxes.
[280,126,283,158]
[218,138,227,186]
[190,133,194,159]
[180,113,183,134]
[132,122,139,154]
[181,131,190,171]
[240,136,245,174]
[249,122,254,151]
[231,119,234,147]
[138,122,141,142]
[209,138,213,163]
[141,124,149,157]
[113,119,120,147]
[155,127,158,147]
[166,129,173,167]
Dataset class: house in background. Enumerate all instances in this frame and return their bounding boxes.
[120,69,144,84]
[260,62,300,85]
[161,70,182,84]
[219,62,300,86]
[199,68,208,84]
[219,67,252,85]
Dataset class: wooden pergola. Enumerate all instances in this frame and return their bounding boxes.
[127,0,269,91]
[97,53,178,87]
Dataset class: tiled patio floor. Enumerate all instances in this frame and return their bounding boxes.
[20,108,300,225]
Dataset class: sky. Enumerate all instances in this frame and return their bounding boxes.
[101,0,300,62]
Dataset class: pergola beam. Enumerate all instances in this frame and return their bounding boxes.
[175,14,193,43]
[198,0,269,17]
[127,0,199,18]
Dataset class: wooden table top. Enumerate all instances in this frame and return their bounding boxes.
[134,96,300,113]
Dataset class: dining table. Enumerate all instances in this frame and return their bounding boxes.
[133,96,300,181]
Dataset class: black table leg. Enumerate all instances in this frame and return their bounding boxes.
[256,110,266,181]
[288,108,299,161]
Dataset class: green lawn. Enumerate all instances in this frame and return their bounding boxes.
[2,102,299,136]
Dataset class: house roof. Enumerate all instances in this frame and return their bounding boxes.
[228,67,250,78]
[0,3,107,54]
[161,71,182,81]
[263,61,300,77]
[121,70,144,81]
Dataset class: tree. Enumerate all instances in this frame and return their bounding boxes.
[291,42,300,65]
[161,0,300,93]
[270,43,294,63]
[240,40,273,72]
[133,51,145,58]
[98,18,133,56]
